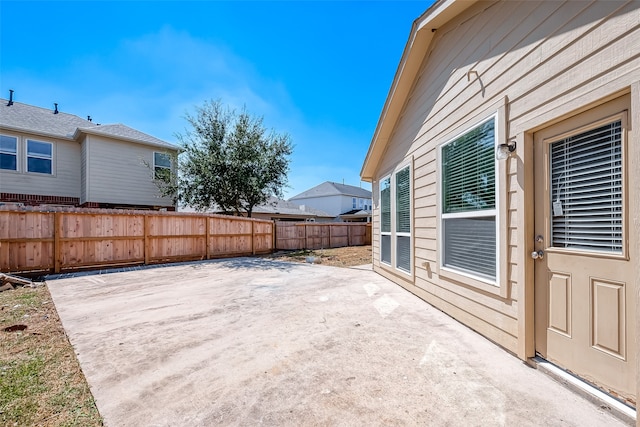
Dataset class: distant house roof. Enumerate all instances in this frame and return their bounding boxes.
[0,98,176,150]
[289,181,372,200]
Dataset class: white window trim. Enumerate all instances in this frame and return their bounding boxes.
[26,139,54,175]
[438,113,503,289]
[378,158,413,277]
[0,134,19,172]
[394,165,412,274]
[380,174,392,267]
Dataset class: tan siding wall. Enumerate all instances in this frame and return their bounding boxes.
[86,135,173,207]
[0,130,80,198]
[372,0,640,354]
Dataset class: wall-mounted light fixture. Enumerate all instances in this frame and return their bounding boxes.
[495,140,516,160]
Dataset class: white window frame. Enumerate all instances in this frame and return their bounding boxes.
[380,175,392,266]
[153,151,172,181]
[26,139,53,175]
[0,134,19,172]
[378,159,413,276]
[438,114,501,287]
[394,165,412,274]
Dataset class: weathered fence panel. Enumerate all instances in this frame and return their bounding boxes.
[0,206,274,274]
[275,222,371,250]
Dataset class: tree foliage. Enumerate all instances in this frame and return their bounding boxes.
[160,100,293,217]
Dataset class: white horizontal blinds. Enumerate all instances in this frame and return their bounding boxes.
[550,120,623,253]
[381,235,391,264]
[442,120,495,213]
[396,236,411,272]
[444,218,496,279]
[396,166,411,272]
[441,118,497,282]
[380,177,391,264]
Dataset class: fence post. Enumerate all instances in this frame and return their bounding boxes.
[272,221,276,251]
[328,225,332,248]
[251,220,256,255]
[347,224,351,247]
[54,212,61,273]
[303,223,308,250]
[144,215,150,265]
[205,216,211,259]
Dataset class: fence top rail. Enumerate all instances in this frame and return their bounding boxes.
[0,205,274,224]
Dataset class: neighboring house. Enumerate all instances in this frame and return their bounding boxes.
[361,0,639,409]
[250,197,334,222]
[0,95,177,210]
[288,181,372,222]
[180,197,334,222]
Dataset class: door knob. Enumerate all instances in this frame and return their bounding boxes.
[531,250,544,260]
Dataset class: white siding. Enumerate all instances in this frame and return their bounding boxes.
[85,135,174,207]
[371,0,640,354]
[0,130,80,198]
[288,195,348,216]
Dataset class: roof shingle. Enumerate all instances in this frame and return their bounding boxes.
[0,98,176,149]
[289,181,372,200]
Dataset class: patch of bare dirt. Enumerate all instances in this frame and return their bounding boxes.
[264,245,372,267]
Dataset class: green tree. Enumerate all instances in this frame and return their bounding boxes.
[160,100,293,217]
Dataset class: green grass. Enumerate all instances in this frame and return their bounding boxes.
[0,285,102,426]
[0,355,46,425]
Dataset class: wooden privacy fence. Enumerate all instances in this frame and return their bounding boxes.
[0,207,274,274]
[275,222,371,250]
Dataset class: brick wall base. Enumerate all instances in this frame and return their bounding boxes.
[0,192,79,206]
[0,193,175,211]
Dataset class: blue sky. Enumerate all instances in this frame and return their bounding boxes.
[0,1,430,198]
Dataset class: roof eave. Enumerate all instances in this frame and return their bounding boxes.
[0,124,78,142]
[360,0,477,181]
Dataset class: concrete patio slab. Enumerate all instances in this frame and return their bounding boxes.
[47,258,627,426]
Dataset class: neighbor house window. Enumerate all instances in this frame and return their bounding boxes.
[359,198,364,210]
[26,140,52,174]
[380,176,391,265]
[0,135,17,171]
[352,197,357,209]
[154,152,172,182]
[441,117,497,282]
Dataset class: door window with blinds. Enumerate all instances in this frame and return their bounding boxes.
[379,163,412,274]
[549,119,623,254]
[440,117,498,283]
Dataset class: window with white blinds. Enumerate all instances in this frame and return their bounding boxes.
[378,164,412,273]
[441,117,497,282]
[550,120,623,254]
[396,166,411,272]
[380,176,391,265]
